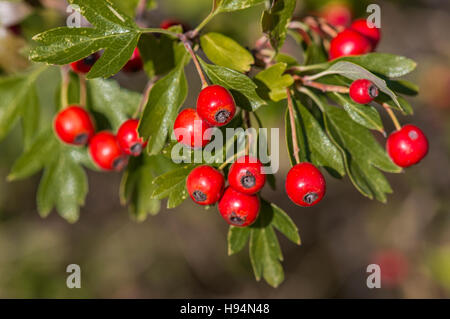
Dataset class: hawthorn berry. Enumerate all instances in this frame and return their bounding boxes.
[186,165,225,205]
[218,187,260,227]
[173,108,212,148]
[122,48,143,73]
[386,124,429,168]
[372,250,409,287]
[53,105,95,145]
[70,52,100,74]
[351,18,381,49]
[89,131,128,171]
[228,156,266,195]
[160,19,189,31]
[197,85,236,127]
[285,162,326,207]
[329,29,372,60]
[349,79,379,104]
[319,2,352,28]
[117,119,147,156]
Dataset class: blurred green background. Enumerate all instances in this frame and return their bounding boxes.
[0,0,449,298]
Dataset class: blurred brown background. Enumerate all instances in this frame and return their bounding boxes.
[0,0,449,298]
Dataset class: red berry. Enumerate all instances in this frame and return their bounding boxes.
[386,124,428,168]
[53,105,95,145]
[372,250,409,287]
[351,18,381,49]
[319,2,352,28]
[160,19,189,31]
[117,119,147,156]
[197,85,236,127]
[122,48,143,73]
[89,131,128,171]
[218,187,260,227]
[228,156,266,195]
[70,52,100,74]
[174,109,212,148]
[329,29,372,60]
[285,162,326,207]
[349,79,379,104]
[186,165,225,205]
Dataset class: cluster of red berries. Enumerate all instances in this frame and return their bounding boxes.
[174,85,237,148]
[54,105,147,171]
[186,156,265,227]
[329,18,381,60]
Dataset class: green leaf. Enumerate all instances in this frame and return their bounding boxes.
[255,62,293,102]
[8,130,58,181]
[228,226,251,255]
[329,53,417,78]
[323,104,402,202]
[200,32,254,73]
[37,147,88,223]
[215,0,266,13]
[285,97,345,176]
[88,78,140,130]
[329,92,384,133]
[261,0,296,51]
[138,51,189,155]
[199,58,266,111]
[387,79,419,96]
[30,0,141,79]
[270,201,301,245]
[20,85,40,149]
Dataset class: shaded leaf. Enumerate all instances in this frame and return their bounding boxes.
[215,0,266,13]
[261,0,296,51]
[228,226,251,255]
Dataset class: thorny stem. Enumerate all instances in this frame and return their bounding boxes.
[134,77,158,118]
[79,74,87,107]
[382,103,402,131]
[179,34,208,88]
[60,66,70,110]
[286,88,300,164]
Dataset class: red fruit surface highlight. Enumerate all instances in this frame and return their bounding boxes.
[329,29,372,60]
[117,119,147,156]
[351,18,381,49]
[173,108,212,148]
[186,165,225,205]
[218,187,260,227]
[89,131,128,171]
[70,52,100,74]
[285,162,326,207]
[122,48,143,72]
[228,156,266,195]
[386,124,429,168]
[197,85,236,127]
[349,79,379,104]
[54,105,95,145]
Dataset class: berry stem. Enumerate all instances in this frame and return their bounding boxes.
[294,75,349,93]
[179,34,208,88]
[140,28,179,37]
[304,16,339,38]
[134,76,158,118]
[219,149,247,171]
[192,10,218,37]
[286,88,301,164]
[382,103,402,131]
[79,74,87,107]
[60,66,70,110]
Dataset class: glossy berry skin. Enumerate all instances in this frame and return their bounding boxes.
[173,108,212,148]
[228,156,266,195]
[285,162,326,207]
[186,165,225,205]
[54,105,95,145]
[197,85,236,127]
[117,119,147,156]
[349,79,379,104]
[218,187,260,227]
[329,29,372,60]
[351,19,381,49]
[122,48,143,72]
[386,124,428,168]
[70,52,100,74]
[89,132,128,171]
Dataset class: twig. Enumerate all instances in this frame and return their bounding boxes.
[304,16,338,38]
[60,66,70,109]
[179,34,208,88]
[286,88,300,164]
[135,0,148,28]
[382,103,402,131]
[79,74,87,107]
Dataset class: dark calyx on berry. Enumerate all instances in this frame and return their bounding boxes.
[193,190,207,202]
[368,85,379,98]
[130,143,143,156]
[229,212,246,226]
[113,157,128,171]
[303,192,319,205]
[241,171,256,188]
[83,54,98,66]
[74,133,89,145]
[215,110,231,124]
